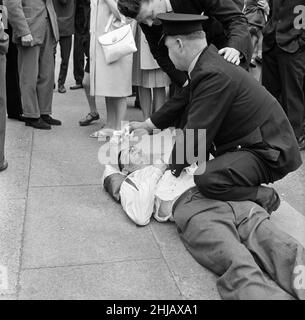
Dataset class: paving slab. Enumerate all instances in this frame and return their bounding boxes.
[29,145,102,187]
[22,186,161,269]
[0,199,26,295]
[149,221,220,300]
[0,295,17,300]
[271,201,305,247]
[0,125,32,200]
[19,260,182,300]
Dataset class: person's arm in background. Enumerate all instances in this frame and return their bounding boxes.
[203,0,252,66]
[104,0,122,20]
[4,0,33,46]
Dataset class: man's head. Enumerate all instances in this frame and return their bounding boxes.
[165,31,207,71]
[118,146,149,174]
[158,13,208,71]
[118,0,167,26]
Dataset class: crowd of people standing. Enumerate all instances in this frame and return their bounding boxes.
[1,0,305,173]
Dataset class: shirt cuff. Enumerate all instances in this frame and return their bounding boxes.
[145,118,157,130]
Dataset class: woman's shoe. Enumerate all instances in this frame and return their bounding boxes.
[79,112,100,126]
[250,59,256,68]
[90,127,114,139]
[255,55,263,64]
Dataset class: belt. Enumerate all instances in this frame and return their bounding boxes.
[172,186,198,215]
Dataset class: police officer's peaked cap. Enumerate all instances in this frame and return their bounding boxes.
[157,13,209,36]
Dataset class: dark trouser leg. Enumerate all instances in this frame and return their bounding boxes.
[174,191,293,300]
[0,55,7,164]
[73,31,85,85]
[194,151,270,202]
[37,21,55,116]
[233,201,305,300]
[276,47,305,139]
[6,23,22,118]
[58,36,72,86]
[262,46,282,104]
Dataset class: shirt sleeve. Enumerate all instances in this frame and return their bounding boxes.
[119,166,163,226]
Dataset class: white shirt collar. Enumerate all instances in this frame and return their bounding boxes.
[188,50,204,78]
[165,0,173,12]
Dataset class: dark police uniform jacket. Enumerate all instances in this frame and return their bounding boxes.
[263,0,305,53]
[150,45,302,178]
[140,0,252,87]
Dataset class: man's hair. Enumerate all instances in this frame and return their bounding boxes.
[173,31,206,41]
[118,0,147,19]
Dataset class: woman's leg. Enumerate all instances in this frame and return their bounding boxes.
[105,96,127,130]
[138,87,152,120]
[152,87,166,113]
[83,72,98,114]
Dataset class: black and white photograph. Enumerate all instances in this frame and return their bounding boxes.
[1,0,305,304]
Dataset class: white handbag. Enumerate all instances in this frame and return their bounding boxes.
[98,14,137,65]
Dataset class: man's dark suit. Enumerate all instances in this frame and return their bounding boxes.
[73,0,90,85]
[6,23,22,119]
[262,0,305,139]
[53,0,75,86]
[151,45,302,202]
[140,0,252,87]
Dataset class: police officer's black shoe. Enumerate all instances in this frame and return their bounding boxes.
[255,186,281,214]
[298,135,305,151]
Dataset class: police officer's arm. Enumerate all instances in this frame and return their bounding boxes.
[169,71,236,177]
[203,0,252,65]
[140,23,189,87]
[149,85,191,130]
[4,0,31,39]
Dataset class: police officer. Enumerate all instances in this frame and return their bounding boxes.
[128,13,302,214]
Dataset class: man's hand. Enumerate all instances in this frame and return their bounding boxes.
[21,34,34,47]
[128,121,153,134]
[258,0,270,14]
[218,47,241,65]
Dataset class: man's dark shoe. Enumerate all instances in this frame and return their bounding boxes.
[79,112,100,126]
[58,84,67,94]
[0,159,8,172]
[41,115,62,126]
[70,83,83,90]
[25,118,51,130]
[298,135,305,151]
[255,186,281,214]
[8,114,27,122]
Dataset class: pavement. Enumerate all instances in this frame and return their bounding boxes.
[0,60,305,300]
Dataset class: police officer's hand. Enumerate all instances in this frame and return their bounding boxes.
[218,47,241,65]
[128,121,153,135]
[21,34,34,47]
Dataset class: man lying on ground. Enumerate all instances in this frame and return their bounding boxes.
[102,143,305,300]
